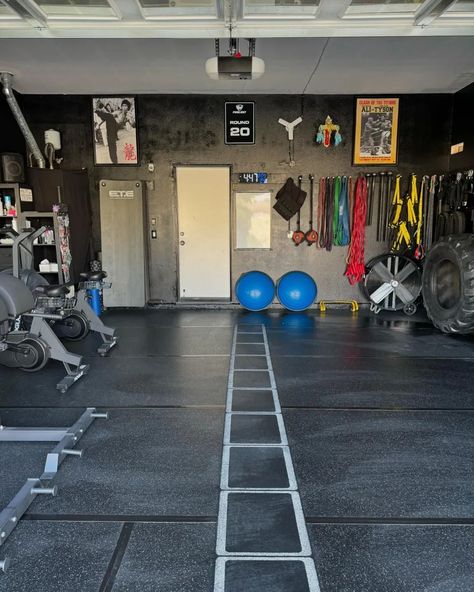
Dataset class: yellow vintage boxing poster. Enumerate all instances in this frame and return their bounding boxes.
[353,98,399,165]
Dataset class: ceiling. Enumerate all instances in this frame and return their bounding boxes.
[1,0,474,38]
[1,1,473,95]
[0,36,473,94]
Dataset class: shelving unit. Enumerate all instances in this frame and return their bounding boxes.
[0,183,34,271]
[0,183,34,222]
[21,209,72,285]
[1,170,92,283]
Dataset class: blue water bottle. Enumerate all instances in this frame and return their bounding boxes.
[88,288,102,316]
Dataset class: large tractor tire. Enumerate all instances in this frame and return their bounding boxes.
[422,234,474,334]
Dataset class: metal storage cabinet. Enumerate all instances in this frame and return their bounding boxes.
[99,179,147,308]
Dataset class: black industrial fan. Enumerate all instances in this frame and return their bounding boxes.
[363,254,423,315]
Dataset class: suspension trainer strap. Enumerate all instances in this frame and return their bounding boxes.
[407,174,418,228]
[414,176,425,259]
[390,174,418,254]
[424,175,436,249]
[390,175,403,226]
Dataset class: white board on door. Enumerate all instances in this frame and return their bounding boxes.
[177,166,230,299]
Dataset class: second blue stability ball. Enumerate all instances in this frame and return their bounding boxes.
[277,271,318,311]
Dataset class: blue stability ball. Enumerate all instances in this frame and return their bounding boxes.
[277,271,317,311]
[235,271,275,311]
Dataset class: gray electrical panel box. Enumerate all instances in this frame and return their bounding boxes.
[99,179,147,307]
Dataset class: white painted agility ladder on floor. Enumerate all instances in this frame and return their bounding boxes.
[214,324,320,591]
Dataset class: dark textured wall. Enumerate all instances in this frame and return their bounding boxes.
[13,93,452,302]
[0,94,26,157]
[450,82,474,172]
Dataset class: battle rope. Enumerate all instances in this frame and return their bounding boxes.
[345,175,368,285]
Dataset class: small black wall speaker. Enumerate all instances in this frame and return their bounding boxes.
[1,153,25,183]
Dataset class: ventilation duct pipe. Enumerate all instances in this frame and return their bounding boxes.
[1,72,45,169]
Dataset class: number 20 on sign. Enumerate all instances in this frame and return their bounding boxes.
[225,102,255,145]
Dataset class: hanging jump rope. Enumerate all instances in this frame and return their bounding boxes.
[332,175,341,245]
[324,177,335,251]
[305,174,318,245]
[292,175,306,246]
[317,176,327,249]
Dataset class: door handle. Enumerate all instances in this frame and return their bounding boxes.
[180,241,185,246]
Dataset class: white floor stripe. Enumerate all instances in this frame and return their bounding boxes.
[228,386,275,391]
[237,331,264,336]
[233,368,269,372]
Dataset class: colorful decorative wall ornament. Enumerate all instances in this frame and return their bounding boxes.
[315,115,342,148]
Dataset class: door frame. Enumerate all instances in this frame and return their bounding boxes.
[174,163,233,302]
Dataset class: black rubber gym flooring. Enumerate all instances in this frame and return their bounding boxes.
[0,309,473,591]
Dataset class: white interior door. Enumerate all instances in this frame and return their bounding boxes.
[177,166,230,299]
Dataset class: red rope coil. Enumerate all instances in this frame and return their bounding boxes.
[344,175,368,286]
